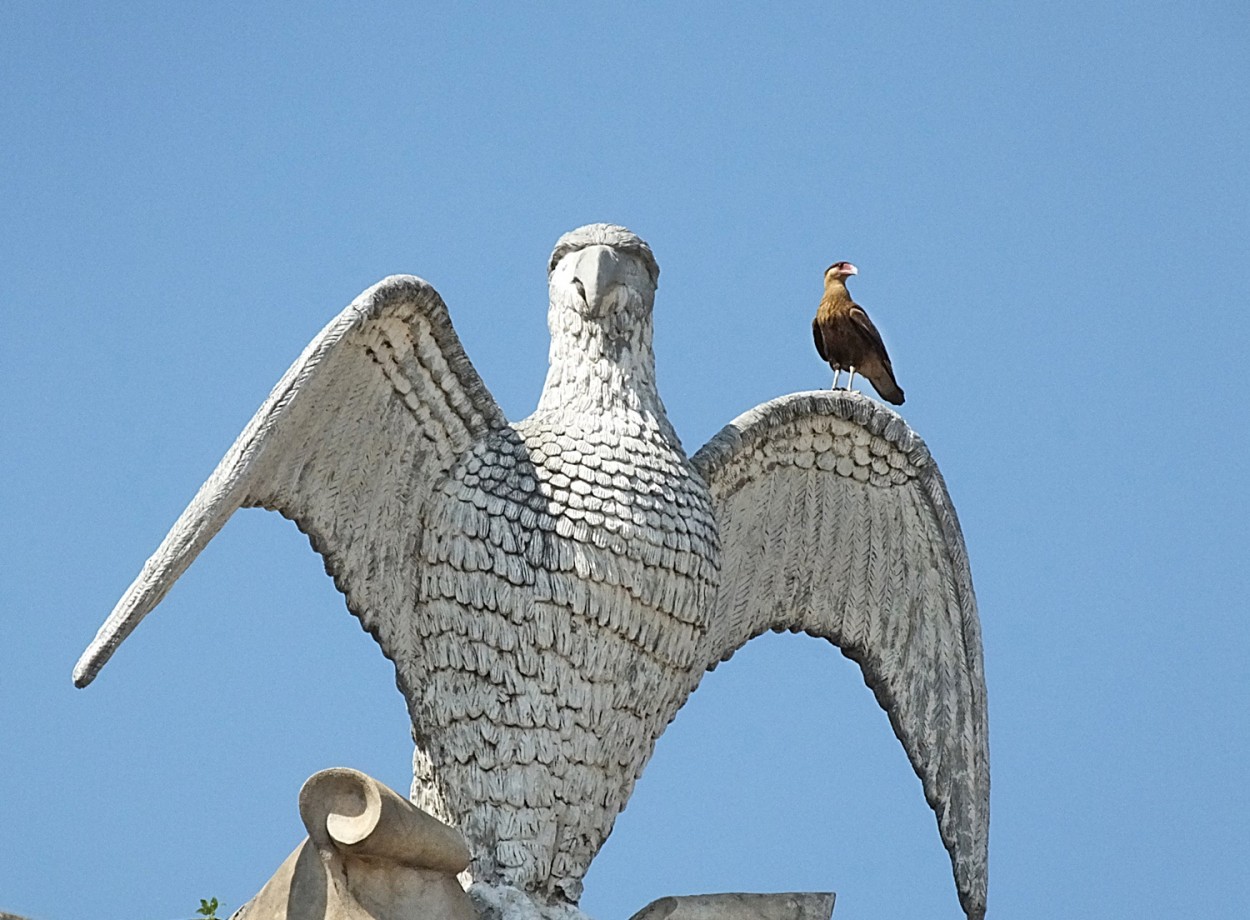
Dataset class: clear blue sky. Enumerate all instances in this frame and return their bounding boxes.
[3,3,1247,918]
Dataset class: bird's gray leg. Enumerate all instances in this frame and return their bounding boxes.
[847,367,857,392]
[831,368,841,390]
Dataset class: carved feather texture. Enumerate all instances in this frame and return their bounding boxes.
[73,275,503,689]
[412,413,718,900]
[692,390,988,920]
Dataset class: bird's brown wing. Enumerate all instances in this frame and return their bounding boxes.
[847,303,904,403]
[848,302,892,364]
[75,275,508,688]
[812,316,829,362]
[692,390,988,920]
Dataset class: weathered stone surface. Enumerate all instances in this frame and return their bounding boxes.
[468,884,591,920]
[628,893,835,920]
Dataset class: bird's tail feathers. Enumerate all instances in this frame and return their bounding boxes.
[882,381,905,405]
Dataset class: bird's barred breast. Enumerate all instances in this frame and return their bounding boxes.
[409,419,719,896]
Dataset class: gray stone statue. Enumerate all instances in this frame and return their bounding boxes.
[75,225,989,919]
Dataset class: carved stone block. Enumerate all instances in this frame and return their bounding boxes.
[235,768,474,920]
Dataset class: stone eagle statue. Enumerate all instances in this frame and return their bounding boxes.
[75,224,989,920]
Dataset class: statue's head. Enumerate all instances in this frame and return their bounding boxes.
[547,224,659,320]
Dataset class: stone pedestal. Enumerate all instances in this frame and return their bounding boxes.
[628,893,835,920]
[233,767,836,920]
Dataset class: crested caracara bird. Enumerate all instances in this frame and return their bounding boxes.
[813,261,905,405]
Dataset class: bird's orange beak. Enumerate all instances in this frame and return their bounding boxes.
[841,263,858,277]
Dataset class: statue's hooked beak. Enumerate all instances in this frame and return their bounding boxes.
[567,244,626,313]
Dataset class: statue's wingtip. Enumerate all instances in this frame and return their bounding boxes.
[72,651,100,688]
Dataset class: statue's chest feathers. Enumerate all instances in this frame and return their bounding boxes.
[422,423,720,648]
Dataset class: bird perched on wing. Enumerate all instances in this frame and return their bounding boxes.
[813,261,905,405]
[75,227,987,920]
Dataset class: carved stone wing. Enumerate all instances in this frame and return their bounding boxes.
[691,391,988,920]
[74,275,507,688]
